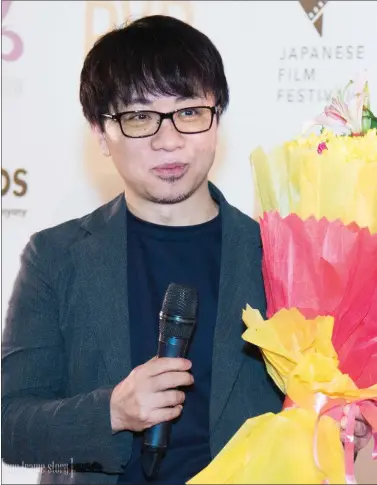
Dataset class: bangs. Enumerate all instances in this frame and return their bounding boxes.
[108,36,216,111]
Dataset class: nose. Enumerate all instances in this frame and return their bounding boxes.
[150,118,185,151]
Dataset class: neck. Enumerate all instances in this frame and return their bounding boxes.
[124,182,219,226]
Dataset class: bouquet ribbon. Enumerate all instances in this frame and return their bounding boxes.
[284,395,377,484]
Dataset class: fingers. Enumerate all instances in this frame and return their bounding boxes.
[339,404,372,454]
[152,390,186,409]
[145,357,192,377]
[343,404,364,420]
[343,404,362,420]
[148,405,183,427]
[354,419,371,438]
[343,404,365,423]
[152,371,194,392]
[341,405,371,438]
[113,357,193,433]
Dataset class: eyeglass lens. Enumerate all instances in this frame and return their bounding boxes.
[119,107,214,137]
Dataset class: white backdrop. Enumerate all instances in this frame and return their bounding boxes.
[2,1,377,483]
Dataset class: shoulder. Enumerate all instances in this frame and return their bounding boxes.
[210,182,261,240]
[23,194,123,273]
[223,200,262,244]
[228,204,260,232]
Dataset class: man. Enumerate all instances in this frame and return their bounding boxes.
[2,15,371,485]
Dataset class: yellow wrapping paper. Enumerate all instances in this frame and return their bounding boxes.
[250,130,377,233]
[187,307,377,484]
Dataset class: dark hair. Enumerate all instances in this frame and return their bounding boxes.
[79,15,229,129]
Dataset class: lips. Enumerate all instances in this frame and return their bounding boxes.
[152,163,188,178]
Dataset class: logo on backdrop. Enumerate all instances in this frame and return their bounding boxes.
[2,0,27,218]
[276,1,366,104]
[84,1,194,57]
[2,168,28,218]
[2,0,23,61]
[298,0,328,36]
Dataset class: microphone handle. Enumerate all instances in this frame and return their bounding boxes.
[143,336,189,450]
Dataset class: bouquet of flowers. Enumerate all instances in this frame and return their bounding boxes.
[188,73,377,484]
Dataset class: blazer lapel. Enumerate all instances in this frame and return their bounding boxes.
[209,186,265,433]
[70,194,132,385]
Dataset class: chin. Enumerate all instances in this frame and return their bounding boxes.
[146,181,197,205]
[148,189,193,205]
[144,170,208,205]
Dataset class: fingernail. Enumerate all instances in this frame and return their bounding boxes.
[344,404,350,415]
[340,416,347,429]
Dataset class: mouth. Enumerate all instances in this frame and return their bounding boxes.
[151,163,188,179]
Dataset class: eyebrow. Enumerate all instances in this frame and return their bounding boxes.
[128,96,197,106]
[128,97,153,106]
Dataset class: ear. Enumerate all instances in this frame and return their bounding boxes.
[91,123,111,157]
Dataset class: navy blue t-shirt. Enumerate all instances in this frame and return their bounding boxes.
[117,208,222,484]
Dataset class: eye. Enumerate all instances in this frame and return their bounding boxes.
[183,108,199,116]
[122,112,155,125]
[180,108,199,117]
[129,113,150,121]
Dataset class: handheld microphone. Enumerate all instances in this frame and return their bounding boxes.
[142,283,198,480]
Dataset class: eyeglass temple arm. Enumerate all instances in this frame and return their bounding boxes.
[102,113,117,120]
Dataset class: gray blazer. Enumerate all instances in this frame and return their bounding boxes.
[2,183,282,484]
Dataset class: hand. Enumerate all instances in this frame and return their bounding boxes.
[110,357,193,433]
[340,404,372,454]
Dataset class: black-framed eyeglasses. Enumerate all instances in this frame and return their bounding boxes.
[101,105,221,139]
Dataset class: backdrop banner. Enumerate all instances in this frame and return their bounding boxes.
[2,1,377,483]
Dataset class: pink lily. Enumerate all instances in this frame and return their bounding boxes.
[302,71,368,134]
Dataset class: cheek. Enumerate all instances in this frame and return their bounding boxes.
[107,137,150,179]
[192,130,218,164]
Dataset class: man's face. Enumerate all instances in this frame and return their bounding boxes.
[95,94,219,204]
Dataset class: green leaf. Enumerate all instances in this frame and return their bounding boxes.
[361,107,377,131]
[363,107,377,120]
[362,115,371,132]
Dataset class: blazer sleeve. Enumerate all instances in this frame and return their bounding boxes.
[1,234,125,474]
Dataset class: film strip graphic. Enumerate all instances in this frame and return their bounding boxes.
[299,0,329,36]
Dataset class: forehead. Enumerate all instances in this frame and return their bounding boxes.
[122,93,215,111]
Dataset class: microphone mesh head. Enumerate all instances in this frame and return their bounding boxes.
[162,283,198,319]
[160,283,198,340]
